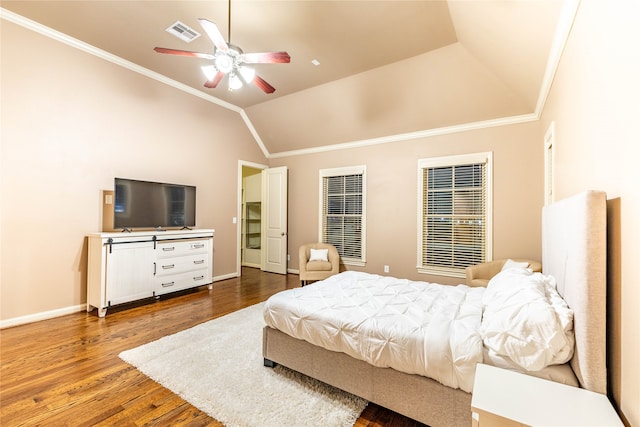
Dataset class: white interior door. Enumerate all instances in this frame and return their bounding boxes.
[262,166,288,274]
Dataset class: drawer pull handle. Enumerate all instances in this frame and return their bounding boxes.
[193,259,205,265]
[193,275,204,281]
[193,244,205,249]
[161,281,175,287]
[162,264,175,270]
[162,247,175,252]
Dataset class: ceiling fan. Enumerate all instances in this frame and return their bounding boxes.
[154,1,290,94]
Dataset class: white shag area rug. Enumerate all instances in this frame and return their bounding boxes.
[119,302,368,427]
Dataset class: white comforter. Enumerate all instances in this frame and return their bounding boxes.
[263,271,485,392]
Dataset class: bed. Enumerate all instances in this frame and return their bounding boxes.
[262,190,607,427]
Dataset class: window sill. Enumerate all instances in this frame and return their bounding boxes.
[417,266,466,279]
[342,260,366,268]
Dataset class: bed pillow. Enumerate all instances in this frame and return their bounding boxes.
[501,259,530,271]
[481,268,574,371]
[309,248,329,262]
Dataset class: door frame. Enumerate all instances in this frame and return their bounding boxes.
[236,160,268,277]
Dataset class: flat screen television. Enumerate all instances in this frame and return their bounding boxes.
[114,178,196,230]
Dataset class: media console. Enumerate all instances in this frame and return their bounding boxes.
[86,229,214,317]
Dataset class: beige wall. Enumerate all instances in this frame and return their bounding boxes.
[540,1,640,424]
[247,42,531,154]
[271,120,544,285]
[0,21,267,321]
[2,2,638,424]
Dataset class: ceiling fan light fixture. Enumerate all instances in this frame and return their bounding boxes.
[214,54,234,74]
[238,65,256,83]
[228,72,243,90]
[154,11,289,93]
[201,65,218,81]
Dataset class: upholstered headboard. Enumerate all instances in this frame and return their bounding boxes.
[542,190,607,394]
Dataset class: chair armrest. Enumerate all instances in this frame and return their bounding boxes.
[466,259,542,287]
[327,248,340,274]
[466,261,500,287]
[299,246,309,275]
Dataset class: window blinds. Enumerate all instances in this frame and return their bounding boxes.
[421,159,488,276]
[322,172,364,263]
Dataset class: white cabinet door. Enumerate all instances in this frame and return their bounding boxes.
[105,241,155,306]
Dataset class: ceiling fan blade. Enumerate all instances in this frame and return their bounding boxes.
[241,51,291,64]
[204,71,225,89]
[198,18,229,53]
[154,47,215,60]
[253,75,276,94]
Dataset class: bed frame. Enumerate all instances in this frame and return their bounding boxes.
[263,191,607,427]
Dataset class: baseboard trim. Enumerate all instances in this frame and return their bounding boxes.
[0,272,262,329]
[1,304,86,329]
[241,262,262,269]
[214,272,239,282]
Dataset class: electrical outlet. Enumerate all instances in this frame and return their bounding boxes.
[384,265,389,273]
[287,254,290,261]
[232,217,237,224]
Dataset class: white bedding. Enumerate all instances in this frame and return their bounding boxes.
[263,271,485,393]
[480,268,575,371]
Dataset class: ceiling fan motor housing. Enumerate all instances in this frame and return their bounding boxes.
[214,44,243,74]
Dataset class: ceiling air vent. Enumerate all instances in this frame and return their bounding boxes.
[166,21,201,43]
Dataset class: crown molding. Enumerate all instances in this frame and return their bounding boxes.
[239,110,270,158]
[0,8,241,114]
[2,1,580,161]
[268,0,580,159]
[534,0,580,114]
[268,113,539,159]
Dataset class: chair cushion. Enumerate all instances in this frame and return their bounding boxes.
[306,260,333,271]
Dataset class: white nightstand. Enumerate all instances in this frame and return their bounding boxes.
[471,363,622,426]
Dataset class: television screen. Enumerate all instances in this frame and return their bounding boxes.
[114,178,196,230]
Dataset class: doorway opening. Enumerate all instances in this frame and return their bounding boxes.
[237,161,289,277]
[239,163,265,273]
[241,166,263,268]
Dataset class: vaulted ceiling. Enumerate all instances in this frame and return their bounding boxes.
[1,1,575,156]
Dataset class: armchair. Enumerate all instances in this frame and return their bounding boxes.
[299,243,340,286]
[465,258,542,287]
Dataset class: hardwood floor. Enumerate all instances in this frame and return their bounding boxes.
[1,268,426,427]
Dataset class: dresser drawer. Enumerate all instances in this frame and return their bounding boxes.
[155,253,209,277]
[154,269,210,295]
[156,239,210,258]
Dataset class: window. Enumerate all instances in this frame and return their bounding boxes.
[319,166,366,266]
[417,153,492,278]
